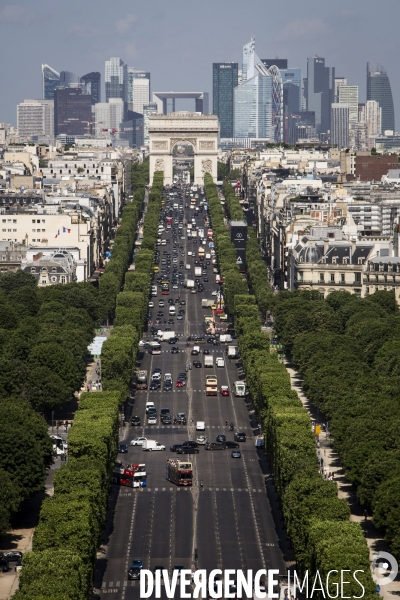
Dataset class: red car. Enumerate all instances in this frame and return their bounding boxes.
[162,290,169,295]
[220,386,230,397]
[176,380,185,388]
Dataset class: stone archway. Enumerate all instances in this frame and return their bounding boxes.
[148,113,219,186]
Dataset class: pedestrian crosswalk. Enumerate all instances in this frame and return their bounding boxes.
[119,487,265,494]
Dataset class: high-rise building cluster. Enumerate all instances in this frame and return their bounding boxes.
[212,37,395,151]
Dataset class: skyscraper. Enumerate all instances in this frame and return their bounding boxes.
[54,87,92,137]
[331,103,349,149]
[234,63,273,139]
[334,77,347,102]
[213,63,238,138]
[94,99,124,137]
[42,64,60,100]
[367,62,395,133]
[17,99,54,139]
[80,72,101,104]
[105,57,128,103]
[59,71,80,87]
[305,57,335,134]
[338,85,359,123]
[127,69,150,114]
[241,37,261,82]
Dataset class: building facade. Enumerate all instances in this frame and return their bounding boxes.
[105,57,128,103]
[42,64,60,100]
[143,102,158,145]
[94,99,124,137]
[305,57,335,135]
[17,100,54,139]
[127,69,150,114]
[234,65,273,139]
[338,85,359,123]
[80,72,101,104]
[212,63,238,138]
[367,62,395,133]
[331,103,349,149]
[54,87,92,137]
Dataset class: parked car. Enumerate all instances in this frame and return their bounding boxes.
[131,415,141,426]
[119,443,128,453]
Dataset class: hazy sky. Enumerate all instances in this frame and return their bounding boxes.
[1,0,398,127]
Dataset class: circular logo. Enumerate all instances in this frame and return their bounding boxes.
[236,233,243,239]
[372,552,398,586]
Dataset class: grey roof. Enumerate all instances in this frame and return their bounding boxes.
[369,256,400,263]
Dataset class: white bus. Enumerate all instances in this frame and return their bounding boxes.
[148,342,161,355]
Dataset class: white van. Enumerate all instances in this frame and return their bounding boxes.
[219,334,232,343]
[151,286,158,296]
[169,305,176,316]
[196,421,205,431]
[142,440,165,451]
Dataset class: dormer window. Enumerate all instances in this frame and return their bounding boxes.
[379,263,384,272]
[332,257,337,264]
[358,258,364,265]
[343,257,348,265]
[388,263,393,272]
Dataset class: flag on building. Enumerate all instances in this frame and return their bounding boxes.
[63,227,71,233]
[55,230,60,238]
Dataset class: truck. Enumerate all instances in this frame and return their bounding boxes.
[165,216,173,226]
[158,331,176,342]
[220,334,232,343]
[227,346,238,359]
[112,462,146,487]
[201,299,214,308]
[233,381,247,397]
[198,228,204,238]
[136,370,147,390]
[204,355,214,368]
[198,247,205,258]
[142,440,166,451]
[206,375,218,396]
[185,279,195,289]
[166,457,193,486]
[194,267,202,277]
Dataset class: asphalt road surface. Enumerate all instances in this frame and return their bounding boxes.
[95,184,286,598]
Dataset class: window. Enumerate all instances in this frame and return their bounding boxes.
[32,219,36,223]
[354,272,361,283]
[42,219,45,223]
[343,257,348,264]
[42,229,46,232]
[298,272,303,281]
[51,276,57,283]
[31,268,36,273]
[32,229,36,232]
[332,257,337,264]
[41,279,46,285]
[2,230,5,233]
[7,229,11,233]
[1,256,6,261]
[12,229,16,232]
[379,263,384,272]
[366,286,370,295]
[330,273,335,283]
[319,273,324,283]
[2,220,5,223]
[61,276,66,284]
[340,273,345,283]
[13,219,16,223]
[32,239,35,242]
[358,258,364,265]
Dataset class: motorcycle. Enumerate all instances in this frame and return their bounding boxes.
[230,423,234,431]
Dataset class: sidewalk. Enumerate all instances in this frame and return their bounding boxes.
[284,359,400,598]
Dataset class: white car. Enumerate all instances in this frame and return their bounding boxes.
[164,373,172,382]
[188,251,193,256]
[148,415,157,425]
[196,421,205,431]
[159,301,164,307]
[196,435,207,445]
[148,301,154,308]
[130,437,147,446]
[211,291,218,296]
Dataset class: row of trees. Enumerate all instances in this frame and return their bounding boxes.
[14,163,154,597]
[204,174,247,313]
[274,289,400,562]
[204,175,375,596]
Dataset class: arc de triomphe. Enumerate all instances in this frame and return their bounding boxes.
[148,113,219,185]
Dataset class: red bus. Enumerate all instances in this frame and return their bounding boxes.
[112,463,146,487]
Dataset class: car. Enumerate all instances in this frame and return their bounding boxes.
[171,346,179,353]
[207,338,214,344]
[130,437,147,446]
[131,415,141,426]
[148,301,154,308]
[212,339,221,346]
[180,300,186,305]
[176,413,187,425]
[231,450,242,458]
[211,291,218,296]
[176,380,185,388]
[149,381,161,391]
[203,349,210,355]
[191,348,199,356]
[119,443,128,453]
[193,360,202,368]
[203,277,209,282]
[164,381,173,391]
[182,441,198,448]
[170,443,184,452]
[177,314,183,320]
[220,386,230,396]
[234,431,247,442]
[164,373,172,381]
[153,367,162,374]
[167,318,175,324]
[216,434,226,443]
[159,300,165,307]
[157,311,164,317]
[178,446,199,454]
[206,442,225,450]
[148,415,157,424]
[196,435,207,444]
[178,373,187,380]
[161,414,172,424]
[224,441,240,449]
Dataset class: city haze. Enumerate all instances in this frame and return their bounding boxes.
[0,0,398,125]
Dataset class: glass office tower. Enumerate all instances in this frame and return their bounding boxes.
[42,64,60,100]
[213,63,238,138]
[81,72,101,104]
[105,57,128,102]
[367,62,395,133]
[54,87,92,136]
[234,65,273,139]
[305,57,335,134]
[127,69,150,114]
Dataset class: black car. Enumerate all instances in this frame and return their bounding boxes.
[182,441,198,448]
[203,277,209,282]
[234,431,247,442]
[206,442,225,451]
[168,337,178,344]
[119,443,128,453]
[203,349,210,355]
[176,413,187,425]
[177,446,199,454]
[128,567,141,580]
[161,414,172,424]
[167,318,174,324]
[212,339,221,346]
[150,380,161,390]
[164,381,173,391]
[216,434,226,443]
[170,444,184,452]
[207,337,214,344]
[171,346,179,353]
[193,360,202,368]
[131,416,141,426]
[224,441,240,449]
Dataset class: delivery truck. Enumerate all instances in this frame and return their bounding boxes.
[185,279,195,288]
[195,267,202,277]
[204,355,214,368]
[201,299,214,308]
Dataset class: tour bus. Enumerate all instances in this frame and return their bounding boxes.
[148,342,162,355]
